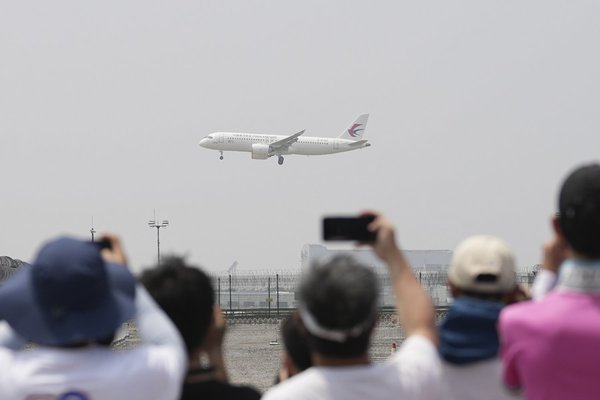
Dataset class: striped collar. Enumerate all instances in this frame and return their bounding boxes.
[557,259,600,293]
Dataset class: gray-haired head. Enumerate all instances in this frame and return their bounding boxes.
[298,255,379,357]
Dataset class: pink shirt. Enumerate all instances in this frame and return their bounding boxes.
[499,290,600,400]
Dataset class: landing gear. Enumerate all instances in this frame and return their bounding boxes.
[277,156,284,165]
[219,151,224,160]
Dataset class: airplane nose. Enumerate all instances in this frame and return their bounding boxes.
[199,138,208,147]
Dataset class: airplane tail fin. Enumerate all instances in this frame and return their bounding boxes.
[338,114,369,141]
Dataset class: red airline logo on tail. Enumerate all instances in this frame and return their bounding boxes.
[347,123,364,138]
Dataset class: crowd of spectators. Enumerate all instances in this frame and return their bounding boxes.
[0,162,598,400]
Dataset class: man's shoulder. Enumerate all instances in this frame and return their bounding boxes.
[440,357,503,382]
[263,369,321,400]
[500,298,551,327]
[441,358,520,400]
[0,347,14,369]
[68,345,186,388]
[498,294,594,343]
[392,335,442,391]
[265,346,442,400]
[397,334,437,352]
[0,346,185,400]
[392,334,440,367]
[500,293,585,327]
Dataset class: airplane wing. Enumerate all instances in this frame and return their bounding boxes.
[269,130,305,153]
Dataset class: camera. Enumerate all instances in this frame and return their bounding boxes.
[322,216,376,242]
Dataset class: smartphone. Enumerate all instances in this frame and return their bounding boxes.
[322,216,376,242]
[93,238,112,250]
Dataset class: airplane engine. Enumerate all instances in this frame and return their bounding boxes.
[251,144,270,160]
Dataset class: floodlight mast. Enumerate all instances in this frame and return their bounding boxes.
[148,219,169,265]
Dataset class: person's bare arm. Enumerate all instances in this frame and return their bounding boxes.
[100,233,187,373]
[200,305,228,382]
[531,235,568,300]
[365,212,437,344]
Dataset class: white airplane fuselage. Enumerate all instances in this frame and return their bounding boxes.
[199,114,370,165]
[199,132,369,156]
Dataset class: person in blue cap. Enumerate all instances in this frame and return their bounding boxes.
[0,234,187,400]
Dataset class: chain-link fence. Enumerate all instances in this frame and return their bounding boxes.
[210,267,540,312]
[0,261,539,310]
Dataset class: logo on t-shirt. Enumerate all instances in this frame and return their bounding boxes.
[59,392,89,400]
[25,391,89,400]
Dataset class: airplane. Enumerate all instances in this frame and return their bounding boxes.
[198,114,370,165]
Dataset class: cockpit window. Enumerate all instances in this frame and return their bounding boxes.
[206,135,214,140]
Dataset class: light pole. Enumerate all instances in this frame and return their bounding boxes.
[148,219,169,265]
[90,217,96,242]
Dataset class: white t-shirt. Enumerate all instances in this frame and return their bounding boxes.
[262,335,442,400]
[0,342,183,400]
[440,358,521,400]
[0,287,186,400]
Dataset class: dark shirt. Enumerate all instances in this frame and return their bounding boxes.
[181,380,261,400]
[439,296,504,365]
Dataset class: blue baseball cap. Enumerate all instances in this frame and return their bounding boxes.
[0,237,136,346]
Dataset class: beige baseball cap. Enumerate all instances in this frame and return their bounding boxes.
[448,235,516,294]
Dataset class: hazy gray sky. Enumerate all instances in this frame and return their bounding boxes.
[1,1,599,273]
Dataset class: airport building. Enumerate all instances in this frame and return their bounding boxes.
[300,244,452,272]
[300,244,453,306]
